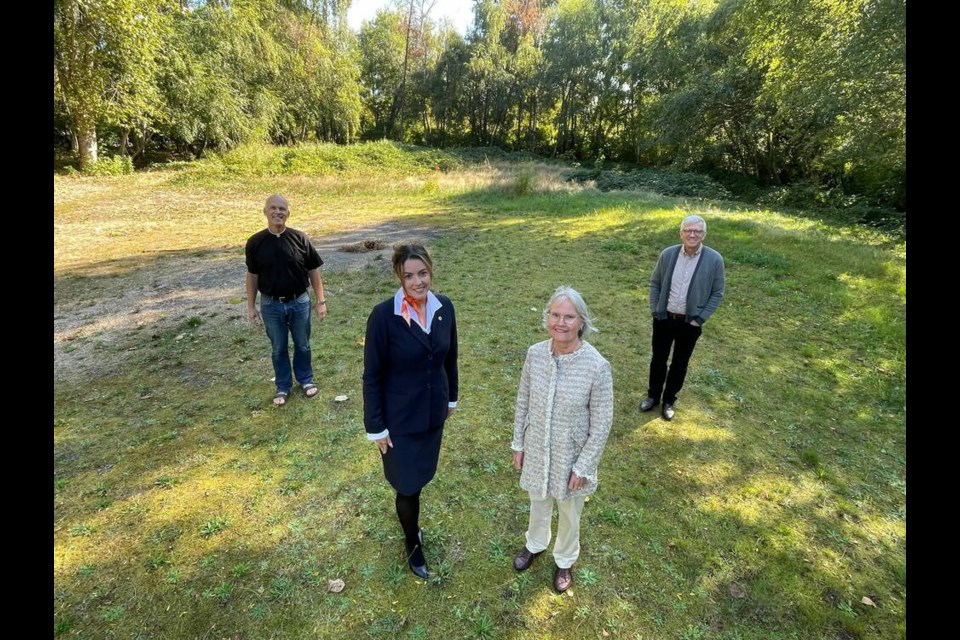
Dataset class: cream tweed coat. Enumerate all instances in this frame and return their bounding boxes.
[512,339,614,500]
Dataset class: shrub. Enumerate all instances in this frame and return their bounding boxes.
[512,165,537,196]
[565,167,731,199]
[86,155,134,176]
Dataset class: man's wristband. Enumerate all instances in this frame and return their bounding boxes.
[316,300,326,305]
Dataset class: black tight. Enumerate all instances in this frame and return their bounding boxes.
[395,490,422,545]
[395,490,425,566]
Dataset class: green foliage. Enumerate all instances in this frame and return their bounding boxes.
[799,448,821,469]
[85,155,134,176]
[54,616,72,635]
[54,0,172,168]
[567,167,732,200]
[52,0,905,211]
[357,8,407,139]
[728,248,789,273]
[511,165,537,195]
[199,516,229,538]
[194,140,462,179]
[599,240,640,254]
[102,605,124,622]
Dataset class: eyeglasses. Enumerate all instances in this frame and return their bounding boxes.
[548,312,579,324]
[682,229,705,236]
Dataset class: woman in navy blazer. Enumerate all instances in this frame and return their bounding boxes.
[363,243,459,579]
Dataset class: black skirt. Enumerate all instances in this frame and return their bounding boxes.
[381,426,444,496]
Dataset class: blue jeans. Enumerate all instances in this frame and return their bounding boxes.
[260,292,313,393]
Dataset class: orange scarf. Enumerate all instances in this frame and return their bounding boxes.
[400,295,426,329]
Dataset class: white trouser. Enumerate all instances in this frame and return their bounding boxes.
[524,492,586,569]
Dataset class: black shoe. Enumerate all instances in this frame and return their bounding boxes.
[640,396,659,412]
[513,546,543,571]
[661,403,675,421]
[406,531,428,579]
[405,543,429,579]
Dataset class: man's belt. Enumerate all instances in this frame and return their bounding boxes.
[266,291,306,303]
[667,312,686,320]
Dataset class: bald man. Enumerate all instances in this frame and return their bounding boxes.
[245,195,327,406]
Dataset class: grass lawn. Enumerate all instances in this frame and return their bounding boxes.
[54,145,906,639]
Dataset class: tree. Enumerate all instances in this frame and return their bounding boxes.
[159,1,283,155]
[359,9,408,138]
[54,0,173,168]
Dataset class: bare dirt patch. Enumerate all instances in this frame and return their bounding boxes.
[54,221,441,383]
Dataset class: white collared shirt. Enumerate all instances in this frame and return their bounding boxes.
[667,244,703,315]
[393,287,443,333]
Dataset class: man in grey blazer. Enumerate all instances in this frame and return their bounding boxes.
[640,215,725,420]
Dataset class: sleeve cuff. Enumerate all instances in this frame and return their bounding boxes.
[571,466,597,484]
[366,429,389,441]
[448,401,457,408]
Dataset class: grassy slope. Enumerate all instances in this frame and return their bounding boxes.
[54,145,905,640]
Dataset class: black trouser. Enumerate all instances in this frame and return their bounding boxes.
[647,317,703,404]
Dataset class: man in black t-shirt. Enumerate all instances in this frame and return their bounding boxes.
[245,194,327,406]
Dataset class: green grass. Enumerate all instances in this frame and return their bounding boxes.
[54,144,905,639]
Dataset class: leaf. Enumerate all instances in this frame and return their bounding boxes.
[861,596,876,607]
[328,578,345,593]
[334,395,348,402]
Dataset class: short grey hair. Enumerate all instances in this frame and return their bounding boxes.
[542,285,598,339]
[680,214,706,232]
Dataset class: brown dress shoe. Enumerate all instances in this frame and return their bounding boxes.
[553,566,573,592]
[513,547,543,571]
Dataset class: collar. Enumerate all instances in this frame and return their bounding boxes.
[681,243,703,258]
[393,288,443,331]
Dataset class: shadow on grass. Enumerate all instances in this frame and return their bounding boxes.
[55,177,905,639]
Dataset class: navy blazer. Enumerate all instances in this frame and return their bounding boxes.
[362,294,459,436]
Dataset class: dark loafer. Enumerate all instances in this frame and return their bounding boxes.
[513,547,543,571]
[661,403,675,421]
[639,396,659,412]
[553,566,573,592]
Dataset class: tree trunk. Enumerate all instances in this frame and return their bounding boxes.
[132,126,151,160]
[76,123,98,170]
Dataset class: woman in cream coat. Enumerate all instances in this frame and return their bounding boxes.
[510,285,613,593]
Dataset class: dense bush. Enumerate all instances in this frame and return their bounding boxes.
[565,168,732,200]
[755,181,905,234]
[75,155,135,177]
[190,141,463,178]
